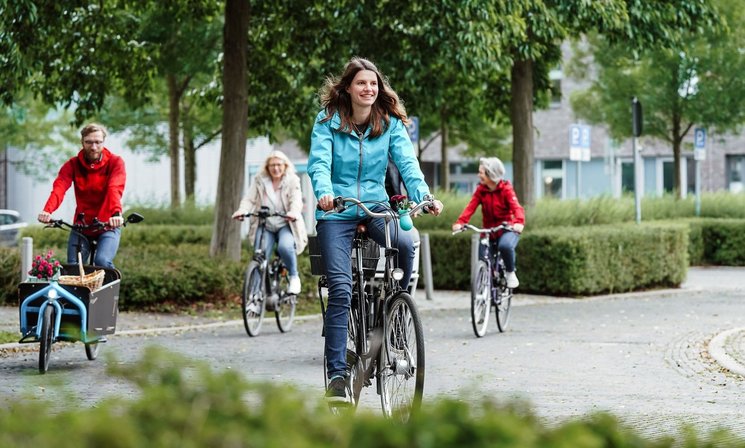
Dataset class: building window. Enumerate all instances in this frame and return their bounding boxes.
[621,161,634,194]
[662,161,674,194]
[549,68,563,107]
[727,155,744,193]
[542,160,563,198]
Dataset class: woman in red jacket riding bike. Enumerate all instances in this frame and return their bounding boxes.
[452,157,525,288]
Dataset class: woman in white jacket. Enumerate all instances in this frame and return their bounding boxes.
[232,150,308,294]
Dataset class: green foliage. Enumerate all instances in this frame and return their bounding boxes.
[520,223,688,296]
[0,248,20,303]
[569,0,744,197]
[428,223,689,295]
[0,0,156,123]
[0,94,79,180]
[702,219,745,265]
[125,204,214,225]
[0,346,740,447]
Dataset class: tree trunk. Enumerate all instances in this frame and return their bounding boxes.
[167,74,181,208]
[210,0,249,260]
[510,59,535,206]
[672,117,682,199]
[183,123,196,204]
[439,109,449,191]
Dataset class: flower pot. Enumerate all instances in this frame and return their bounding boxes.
[399,210,413,231]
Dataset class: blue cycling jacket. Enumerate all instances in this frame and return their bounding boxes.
[308,110,431,221]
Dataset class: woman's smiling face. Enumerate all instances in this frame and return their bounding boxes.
[346,69,379,111]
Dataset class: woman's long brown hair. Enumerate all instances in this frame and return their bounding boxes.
[319,57,409,138]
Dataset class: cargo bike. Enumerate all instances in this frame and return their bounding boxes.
[17,213,143,373]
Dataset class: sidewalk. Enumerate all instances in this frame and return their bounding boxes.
[2,266,744,374]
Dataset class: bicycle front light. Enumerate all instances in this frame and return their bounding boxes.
[47,289,58,300]
[391,268,404,281]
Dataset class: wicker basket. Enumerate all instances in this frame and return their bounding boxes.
[59,269,105,290]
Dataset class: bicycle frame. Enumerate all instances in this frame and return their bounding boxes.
[244,206,290,299]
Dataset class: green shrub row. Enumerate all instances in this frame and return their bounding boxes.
[22,224,214,247]
[428,223,688,296]
[0,346,739,447]
[3,218,744,307]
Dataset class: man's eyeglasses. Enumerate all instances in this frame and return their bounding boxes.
[83,140,104,146]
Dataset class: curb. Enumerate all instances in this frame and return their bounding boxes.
[708,327,745,377]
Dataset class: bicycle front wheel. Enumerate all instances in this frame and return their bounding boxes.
[471,261,491,338]
[39,305,54,373]
[379,292,424,421]
[495,283,513,332]
[242,261,266,337]
[275,271,296,333]
[85,342,100,360]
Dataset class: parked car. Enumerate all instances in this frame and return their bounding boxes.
[0,209,28,247]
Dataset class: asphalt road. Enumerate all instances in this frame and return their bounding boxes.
[2,282,745,440]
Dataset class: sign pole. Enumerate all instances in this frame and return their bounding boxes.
[632,98,643,224]
[693,127,707,217]
[695,160,701,216]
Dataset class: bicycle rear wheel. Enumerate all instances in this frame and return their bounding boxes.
[471,260,491,337]
[495,283,513,332]
[275,270,296,333]
[379,292,424,421]
[242,261,266,337]
[39,305,54,374]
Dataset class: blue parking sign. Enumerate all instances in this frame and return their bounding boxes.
[694,127,706,161]
[569,124,591,162]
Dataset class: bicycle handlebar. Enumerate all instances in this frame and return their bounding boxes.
[45,213,144,232]
[452,222,514,235]
[240,208,292,220]
[321,196,435,220]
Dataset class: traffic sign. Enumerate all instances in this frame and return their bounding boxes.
[569,124,591,162]
[694,127,706,161]
[407,116,419,145]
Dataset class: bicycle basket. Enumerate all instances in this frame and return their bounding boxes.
[307,235,380,278]
[59,269,105,291]
[352,238,380,279]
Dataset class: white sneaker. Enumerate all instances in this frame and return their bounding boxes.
[288,275,301,294]
[505,271,519,289]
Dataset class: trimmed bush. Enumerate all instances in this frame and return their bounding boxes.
[702,219,745,265]
[426,223,688,296]
[517,223,687,295]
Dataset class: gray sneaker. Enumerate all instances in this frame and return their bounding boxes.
[325,376,348,403]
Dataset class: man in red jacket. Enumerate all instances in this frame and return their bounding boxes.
[452,157,525,288]
[38,123,127,268]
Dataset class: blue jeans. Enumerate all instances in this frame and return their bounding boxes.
[254,225,298,276]
[67,228,121,269]
[480,231,520,272]
[317,215,416,379]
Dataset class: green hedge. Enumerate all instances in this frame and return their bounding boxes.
[0,346,739,447]
[428,223,688,296]
[2,218,742,307]
[22,224,214,247]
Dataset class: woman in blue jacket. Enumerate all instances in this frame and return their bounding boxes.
[308,57,443,403]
